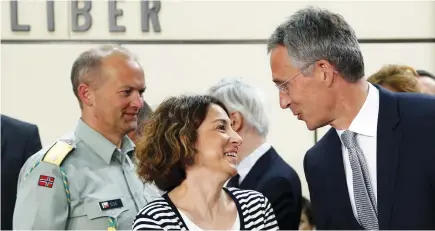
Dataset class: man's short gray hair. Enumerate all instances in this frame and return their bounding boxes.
[70,44,140,107]
[136,100,153,136]
[267,6,365,83]
[207,77,270,136]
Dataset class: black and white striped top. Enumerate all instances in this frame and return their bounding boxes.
[132,187,279,230]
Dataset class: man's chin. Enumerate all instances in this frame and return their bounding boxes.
[305,121,321,131]
[122,124,137,135]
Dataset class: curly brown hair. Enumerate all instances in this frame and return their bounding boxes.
[135,95,230,191]
[367,64,421,93]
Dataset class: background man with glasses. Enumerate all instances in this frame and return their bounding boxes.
[267,6,435,230]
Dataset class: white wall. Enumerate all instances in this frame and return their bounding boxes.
[2,1,435,198]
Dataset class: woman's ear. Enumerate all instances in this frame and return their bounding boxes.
[230,112,243,132]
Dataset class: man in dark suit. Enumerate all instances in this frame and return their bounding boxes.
[1,114,42,230]
[208,77,302,230]
[267,6,435,229]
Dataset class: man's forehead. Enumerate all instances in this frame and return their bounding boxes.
[270,54,296,83]
[101,57,144,78]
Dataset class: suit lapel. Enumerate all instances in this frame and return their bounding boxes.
[375,86,401,229]
[239,147,276,189]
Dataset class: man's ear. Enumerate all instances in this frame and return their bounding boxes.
[316,60,335,87]
[230,112,243,132]
[78,83,94,107]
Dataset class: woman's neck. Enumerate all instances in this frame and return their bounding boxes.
[169,170,229,220]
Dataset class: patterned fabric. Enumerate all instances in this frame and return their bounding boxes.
[341,130,379,230]
[132,187,279,230]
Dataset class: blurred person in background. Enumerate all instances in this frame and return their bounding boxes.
[1,114,42,230]
[128,100,153,143]
[13,45,160,230]
[299,197,315,230]
[416,69,435,95]
[207,77,302,230]
[267,6,435,229]
[132,95,278,230]
[367,64,421,93]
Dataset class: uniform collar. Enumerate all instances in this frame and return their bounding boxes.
[74,119,135,164]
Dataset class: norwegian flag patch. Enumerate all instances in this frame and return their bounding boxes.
[38,175,55,188]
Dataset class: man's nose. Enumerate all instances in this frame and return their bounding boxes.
[131,92,144,108]
[279,91,291,109]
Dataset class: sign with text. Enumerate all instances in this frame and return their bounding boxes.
[1,0,434,40]
[9,0,161,33]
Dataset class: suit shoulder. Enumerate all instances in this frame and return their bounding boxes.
[396,93,435,116]
[267,154,301,183]
[1,114,38,133]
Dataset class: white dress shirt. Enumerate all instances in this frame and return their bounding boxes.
[335,83,379,220]
[237,142,272,184]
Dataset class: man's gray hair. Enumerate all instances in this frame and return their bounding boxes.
[70,44,140,107]
[135,100,153,136]
[267,6,365,83]
[207,77,270,136]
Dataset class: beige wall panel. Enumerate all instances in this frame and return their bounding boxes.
[2,1,435,40]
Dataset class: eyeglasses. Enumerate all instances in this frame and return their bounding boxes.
[275,63,336,93]
[275,70,303,94]
[275,62,318,94]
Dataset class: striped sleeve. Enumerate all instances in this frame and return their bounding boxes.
[263,196,279,230]
[132,198,180,231]
[228,187,280,230]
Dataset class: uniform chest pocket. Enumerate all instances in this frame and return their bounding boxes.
[68,198,130,230]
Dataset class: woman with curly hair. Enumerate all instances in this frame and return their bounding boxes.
[132,95,279,231]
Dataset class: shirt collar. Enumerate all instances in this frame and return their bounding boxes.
[237,142,271,182]
[74,119,135,164]
[336,83,379,137]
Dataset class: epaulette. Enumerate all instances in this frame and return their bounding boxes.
[42,139,75,166]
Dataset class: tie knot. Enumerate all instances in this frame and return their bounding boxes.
[341,130,357,150]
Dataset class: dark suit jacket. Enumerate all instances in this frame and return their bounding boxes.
[1,115,42,230]
[304,86,435,229]
[238,147,302,230]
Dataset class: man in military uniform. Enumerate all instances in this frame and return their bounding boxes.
[13,45,161,230]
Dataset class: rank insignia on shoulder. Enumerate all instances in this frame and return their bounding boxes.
[99,199,123,211]
[42,140,75,166]
[38,175,55,188]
